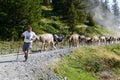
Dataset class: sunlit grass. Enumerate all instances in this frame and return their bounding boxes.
[51,45,120,80]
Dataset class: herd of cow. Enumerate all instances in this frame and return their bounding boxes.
[35,33,120,50]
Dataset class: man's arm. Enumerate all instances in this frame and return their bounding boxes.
[21,33,24,37]
[31,32,39,41]
[21,31,25,37]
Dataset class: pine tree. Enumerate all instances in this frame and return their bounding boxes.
[103,0,109,10]
[87,13,96,26]
[52,0,66,15]
[52,0,86,33]
[43,0,50,6]
[112,0,119,16]
[0,0,42,40]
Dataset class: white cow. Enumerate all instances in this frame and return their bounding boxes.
[91,36,100,45]
[37,33,56,50]
[99,36,106,44]
[68,34,79,47]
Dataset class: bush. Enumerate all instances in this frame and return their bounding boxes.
[86,13,96,26]
[84,59,104,73]
[105,58,120,68]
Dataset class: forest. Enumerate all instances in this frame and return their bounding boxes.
[0,0,97,40]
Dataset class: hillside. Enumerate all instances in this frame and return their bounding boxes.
[0,47,74,80]
[38,5,116,37]
[0,1,120,80]
[0,44,120,80]
[0,0,118,40]
[52,44,120,80]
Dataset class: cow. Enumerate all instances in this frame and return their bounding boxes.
[85,37,92,45]
[91,36,100,45]
[79,35,86,46]
[117,37,120,42]
[54,34,64,48]
[105,36,115,44]
[37,33,56,51]
[99,36,106,44]
[112,36,117,43]
[68,34,79,47]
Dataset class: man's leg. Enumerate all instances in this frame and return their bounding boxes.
[23,43,31,62]
[24,50,29,62]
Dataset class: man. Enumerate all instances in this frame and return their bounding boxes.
[21,26,38,62]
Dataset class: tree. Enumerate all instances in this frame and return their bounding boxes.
[43,0,50,6]
[102,0,109,10]
[52,0,86,33]
[112,0,119,16]
[0,0,42,40]
[86,13,96,26]
[52,0,65,15]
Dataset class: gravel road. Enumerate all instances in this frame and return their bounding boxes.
[0,42,119,80]
[0,47,74,80]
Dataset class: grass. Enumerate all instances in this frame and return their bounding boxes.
[81,25,114,36]
[39,5,115,36]
[51,44,120,80]
[0,41,23,54]
[106,44,120,56]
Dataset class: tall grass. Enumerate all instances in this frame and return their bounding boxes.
[0,41,42,54]
[52,45,120,80]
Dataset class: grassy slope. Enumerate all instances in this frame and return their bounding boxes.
[51,44,120,80]
[37,6,115,36]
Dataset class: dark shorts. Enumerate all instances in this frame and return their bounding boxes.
[22,42,32,52]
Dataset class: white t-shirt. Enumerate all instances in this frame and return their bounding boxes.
[22,31,37,43]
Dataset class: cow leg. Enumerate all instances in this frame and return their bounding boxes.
[43,43,46,51]
[51,42,56,50]
[55,42,58,49]
[60,41,64,49]
[41,43,43,51]
[42,43,45,51]
[69,41,71,48]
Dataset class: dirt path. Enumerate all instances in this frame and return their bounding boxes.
[0,42,120,80]
[0,47,74,80]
